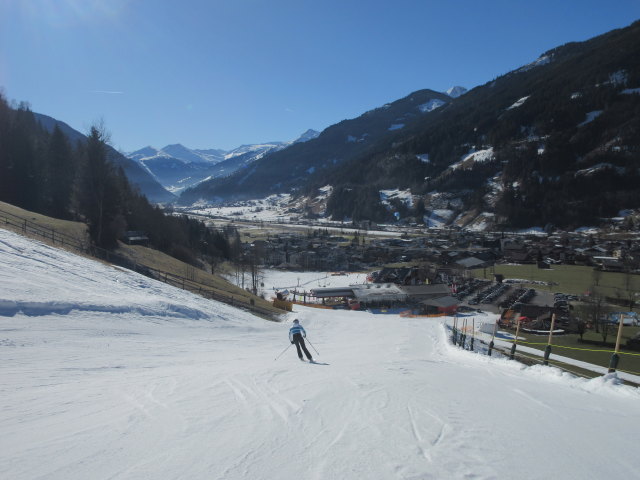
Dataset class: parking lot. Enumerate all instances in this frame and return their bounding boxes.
[457,280,555,315]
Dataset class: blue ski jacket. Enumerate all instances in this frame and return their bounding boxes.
[289,324,306,342]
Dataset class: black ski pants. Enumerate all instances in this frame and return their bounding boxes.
[292,333,312,360]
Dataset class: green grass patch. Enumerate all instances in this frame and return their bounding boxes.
[471,263,640,300]
[0,200,88,242]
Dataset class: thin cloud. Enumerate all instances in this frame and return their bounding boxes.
[91,90,124,95]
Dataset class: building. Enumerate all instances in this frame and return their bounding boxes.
[121,231,149,246]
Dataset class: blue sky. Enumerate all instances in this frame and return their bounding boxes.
[2,0,639,152]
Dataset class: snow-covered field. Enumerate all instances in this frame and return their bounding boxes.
[189,194,294,222]
[2,228,640,480]
[261,270,369,292]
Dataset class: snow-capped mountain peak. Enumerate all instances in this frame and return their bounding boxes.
[127,146,162,162]
[294,129,320,143]
[445,86,468,98]
[161,144,211,164]
[192,148,227,163]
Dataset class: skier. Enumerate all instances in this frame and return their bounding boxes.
[289,319,313,362]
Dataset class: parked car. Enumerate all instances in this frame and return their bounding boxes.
[607,312,639,326]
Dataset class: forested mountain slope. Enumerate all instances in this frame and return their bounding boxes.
[179,89,454,204]
[182,20,640,229]
[33,113,174,203]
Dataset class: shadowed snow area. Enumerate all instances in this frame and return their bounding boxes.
[1,228,639,479]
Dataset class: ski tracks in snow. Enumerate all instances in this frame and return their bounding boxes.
[224,374,302,423]
[406,403,446,463]
[394,398,501,479]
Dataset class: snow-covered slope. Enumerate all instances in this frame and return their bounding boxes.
[1,228,639,480]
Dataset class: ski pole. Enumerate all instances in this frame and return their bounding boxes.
[274,343,293,361]
[306,338,320,356]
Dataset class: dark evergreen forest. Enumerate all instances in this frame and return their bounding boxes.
[0,93,231,264]
[321,20,640,227]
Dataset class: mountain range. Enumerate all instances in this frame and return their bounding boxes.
[127,129,320,194]
[177,20,640,230]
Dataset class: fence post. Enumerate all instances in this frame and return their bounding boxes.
[452,317,458,345]
[609,353,620,372]
[470,318,475,351]
[543,313,556,366]
[488,320,498,356]
[460,318,467,349]
[608,314,625,373]
[510,320,521,360]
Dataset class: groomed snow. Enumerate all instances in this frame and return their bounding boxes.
[2,228,640,480]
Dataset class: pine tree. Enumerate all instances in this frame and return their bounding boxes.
[0,92,13,203]
[45,125,75,218]
[7,104,40,210]
[77,126,124,247]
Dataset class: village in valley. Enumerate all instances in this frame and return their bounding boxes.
[186,206,640,349]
